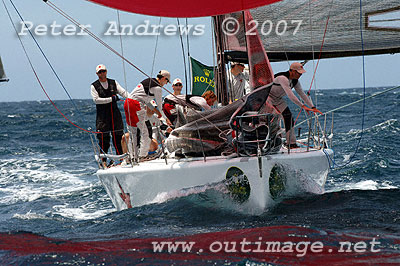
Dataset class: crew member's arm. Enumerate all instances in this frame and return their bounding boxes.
[243,71,251,94]
[294,83,323,115]
[293,82,313,107]
[116,81,129,98]
[190,96,211,110]
[276,76,303,108]
[153,86,172,125]
[91,85,112,104]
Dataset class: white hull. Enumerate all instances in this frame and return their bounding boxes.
[97,148,332,211]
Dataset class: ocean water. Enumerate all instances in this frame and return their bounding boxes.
[0,87,399,265]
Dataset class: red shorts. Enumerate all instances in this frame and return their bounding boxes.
[124,98,141,127]
[162,103,175,119]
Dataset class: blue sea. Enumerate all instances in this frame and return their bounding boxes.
[0,87,399,265]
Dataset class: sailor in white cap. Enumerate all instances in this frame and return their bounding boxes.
[90,64,129,165]
[268,62,322,148]
[124,70,171,162]
[227,62,250,103]
[162,78,183,124]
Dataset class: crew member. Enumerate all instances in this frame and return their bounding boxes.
[268,62,322,148]
[90,64,128,164]
[227,62,250,102]
[124,70,171,161]
[162,78,183,124]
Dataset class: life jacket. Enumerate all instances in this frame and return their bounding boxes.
[92,78,123,134]
[124,98,141,127]
[140,78,159,96]
[163,97,176,106]
[273,71,298,88]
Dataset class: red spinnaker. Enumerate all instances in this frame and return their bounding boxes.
[244,10,274,88]
[87,0,281,17]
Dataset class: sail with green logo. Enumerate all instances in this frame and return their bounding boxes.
[190,57,215,96]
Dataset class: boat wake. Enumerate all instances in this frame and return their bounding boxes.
[0,156,113,220]
[326,179,398,193]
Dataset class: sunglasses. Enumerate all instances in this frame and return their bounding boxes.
[97,70,107,74]
[165,78,170,83]
[173,83,183,86]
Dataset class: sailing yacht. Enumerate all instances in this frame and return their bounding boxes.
[92,3,337,211]
[0,56,9,83]
[31,0,398,211]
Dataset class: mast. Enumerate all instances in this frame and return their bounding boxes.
[212,16,229,106]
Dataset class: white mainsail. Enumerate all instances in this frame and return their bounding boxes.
[223,0,400,62]
[0,56,9,82]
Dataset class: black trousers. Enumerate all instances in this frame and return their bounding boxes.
[281,107,294,132]
[97,131,123,160]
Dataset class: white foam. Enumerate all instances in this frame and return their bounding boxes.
[52,204,114,220]
[338,91,363,96]
[0,157,93,204]
[378,160,388,168]
[326,179,398,192]
[347,119,398,135]
[0,156,115,220]
[12,210,48,220]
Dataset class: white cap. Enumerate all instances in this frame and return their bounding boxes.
[231,62,245,67]
[290,62,306,74]
[96,64,107,73]
[172,78,182,85]
[150,99,157,107]
[158,70,171,82]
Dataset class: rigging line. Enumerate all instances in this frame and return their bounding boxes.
[45,1,186,104]
[116,10,128,89]
[318,0,367,170]
[45,0,179,102]
[292,1,333,131]
[332,0,366,168]
[186,18,191,57]
[110,102,121,155]
[150,17,162,77]
[306,16,330,95]
[267,4,290,67]
[308,0,317,107]
[295,85,400,128]
[185,18,192,93]
[8,0,83,119]
[45,0,223,133]
[213,16,225,103]
[45,1,150,80]
[176,18,188,95]
[307,0,334,95]
[116,10,132,156]
[2,0,100,135]
[370,18,400,23]
[211,18,217,91]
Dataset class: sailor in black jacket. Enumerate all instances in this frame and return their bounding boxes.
[91,64,129,161]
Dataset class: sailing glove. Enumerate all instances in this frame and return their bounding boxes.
[112,95,119,102]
